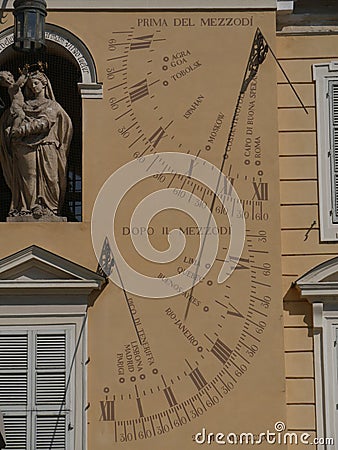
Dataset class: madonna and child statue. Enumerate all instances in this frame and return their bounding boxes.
[0,62,73,221]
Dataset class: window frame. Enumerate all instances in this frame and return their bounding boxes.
[0,324,76,450]
[0,245,105,450]
[318,312,338,447]
[297,258,338,449]
[313,62,338,241]
[0,314,86,450]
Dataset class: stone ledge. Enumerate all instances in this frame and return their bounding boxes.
[4,0,278,9]
[6,216,67,223]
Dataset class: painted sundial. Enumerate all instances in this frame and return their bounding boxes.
[89,10,285,449]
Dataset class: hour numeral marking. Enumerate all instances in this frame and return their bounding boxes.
[211,339,232,365]
[189,367,207,391]
[149,126,166,148]
[220,176,235,196]
[164,386,178,407]
[230,256,250,270]
[186,158,199,178]
[129,79,149,103]
[227,303,244,318]
[130,34,154,50]
[252,181,268,200]
[99,399,115,421]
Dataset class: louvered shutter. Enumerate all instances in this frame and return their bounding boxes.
[35,416,66,450]
[0,328,72,450]
[0,334,28,449]
[2,416,27,449]
[329,83,338,222]
[34,332,67,450]
[35,333,67,406]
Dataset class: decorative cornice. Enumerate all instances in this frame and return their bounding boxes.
[296,257,338,331]
[0,245,105,296]
[297,284,338,298]
[3,0,278,9]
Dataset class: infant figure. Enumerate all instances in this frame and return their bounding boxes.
[0,70,27,134]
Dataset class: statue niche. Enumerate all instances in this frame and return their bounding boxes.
[0,62,73,222]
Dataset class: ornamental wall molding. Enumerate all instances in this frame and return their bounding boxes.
[0,245,105,297]
[2,0,278,10]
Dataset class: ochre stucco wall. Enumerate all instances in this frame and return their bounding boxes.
[277,33,338,446]
[0,9,288,449]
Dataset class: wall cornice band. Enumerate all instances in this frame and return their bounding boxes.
[2,0,277,10]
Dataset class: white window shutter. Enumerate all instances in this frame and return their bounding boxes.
[36,334,66,370]
[0,334,28,406]
[35,415,66,450]
[0,334,28,449]
[329,83,338,222]
[2,416,27,449]
[35,333,67,406]
[0,329,72,450]
[34,332,68,449]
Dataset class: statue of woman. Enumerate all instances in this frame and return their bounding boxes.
[0,69,73,219]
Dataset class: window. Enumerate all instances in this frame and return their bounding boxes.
[297,257,338,448]
[0,246,105,450]
[0,326,74,449]
[313,62,338,240]
[328,82,338,223]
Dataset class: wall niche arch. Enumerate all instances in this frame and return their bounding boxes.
[0,25,101,222]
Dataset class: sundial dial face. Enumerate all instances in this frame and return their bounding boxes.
[89,9,286,449]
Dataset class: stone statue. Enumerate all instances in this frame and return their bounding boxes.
[0,70,27,134]
[0,64,73,220]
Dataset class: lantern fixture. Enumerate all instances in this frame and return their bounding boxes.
[13,0,47,52]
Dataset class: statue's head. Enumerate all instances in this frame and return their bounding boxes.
[28,71,48,87]
[21,63,54,101]
[25,70,50,99]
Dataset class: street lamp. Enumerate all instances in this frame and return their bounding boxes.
[13,0,47,52]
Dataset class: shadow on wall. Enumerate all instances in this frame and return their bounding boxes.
[284,285,313,338]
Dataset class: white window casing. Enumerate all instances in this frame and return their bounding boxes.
[297,257,338,449]
[0,327,74,449]
[329,82,338,223]
[0,246,105,450]
[313,62,338,241]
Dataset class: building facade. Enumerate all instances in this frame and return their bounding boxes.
[0,0,336,449]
